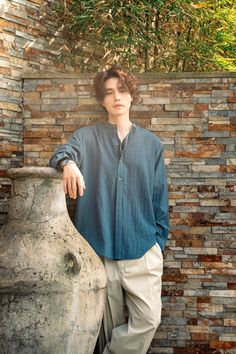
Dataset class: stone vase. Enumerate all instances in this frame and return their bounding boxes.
[0,167,107,354]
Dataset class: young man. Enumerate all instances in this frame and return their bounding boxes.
[49,66,169,354]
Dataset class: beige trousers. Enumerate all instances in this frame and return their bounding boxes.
[98,243,163,354]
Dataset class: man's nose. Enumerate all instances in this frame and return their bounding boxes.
[114,92,121,101]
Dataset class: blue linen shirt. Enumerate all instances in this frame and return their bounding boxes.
[49,122,169,260]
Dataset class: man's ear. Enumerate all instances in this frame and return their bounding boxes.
[100,101,107,111]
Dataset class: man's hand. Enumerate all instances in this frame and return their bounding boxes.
[62,162,86,199]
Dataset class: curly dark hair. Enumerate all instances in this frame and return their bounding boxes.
[94,65,137,103]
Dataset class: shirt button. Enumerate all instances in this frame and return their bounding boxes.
[118,177,122,181]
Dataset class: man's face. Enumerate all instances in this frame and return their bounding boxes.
[101,77,133,118]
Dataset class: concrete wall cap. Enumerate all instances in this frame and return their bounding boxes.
[21,71,236,79]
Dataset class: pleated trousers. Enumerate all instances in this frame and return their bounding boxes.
[97,243,163,354]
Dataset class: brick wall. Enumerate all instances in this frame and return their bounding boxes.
[1,0,236,352]
[0,0,75,225]
[22,71,236,353]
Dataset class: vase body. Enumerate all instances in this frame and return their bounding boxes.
[0,167,106,354]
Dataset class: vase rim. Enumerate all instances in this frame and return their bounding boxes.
[7,167,62,179]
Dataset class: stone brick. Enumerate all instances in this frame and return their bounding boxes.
[209,124,236,131]
[24,130,49,138]
[192,333,218,341]
[192,165,220,173]
[185,292,209,301]
[24,118,56,125]
[41,91,78,99]
[197,255,222,262]
[24,92,40,99]
[143,97,170,104]
[212,90,232,97]
[24,144,46,152]
[187,325,209,333]
[224,319,236,327]
[200,199,229,206]
[210,290,236,297]
[149,124,194,132]
[209,103,233,110]
[194,103,209,111]
[184,248,218,255]
[210,340,236,349]
[180,269,205,275]
[227,96,236,103]
[193,97,212,104]
[0,101,21,112]
[0,67,11,75]
[151,118,201,125]
[165,104,195,111]
[175,144,225,158]
[170,97,194,104]
[209,110,236,117]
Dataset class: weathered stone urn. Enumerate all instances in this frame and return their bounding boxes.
[0,167,107,354]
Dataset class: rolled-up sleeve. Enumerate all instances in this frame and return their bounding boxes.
[49,131,83,170]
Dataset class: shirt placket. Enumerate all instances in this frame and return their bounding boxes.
[115,152,125,259]
[110,125,135,260]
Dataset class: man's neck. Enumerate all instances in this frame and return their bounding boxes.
[108,115,133,142]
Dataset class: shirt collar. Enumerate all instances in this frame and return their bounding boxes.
[104,121,137,132]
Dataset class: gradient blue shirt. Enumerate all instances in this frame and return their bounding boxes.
[49,122,169,260]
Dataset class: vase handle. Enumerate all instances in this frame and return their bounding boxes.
[64,252,81,275]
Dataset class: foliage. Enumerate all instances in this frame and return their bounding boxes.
[54,0,236,72]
